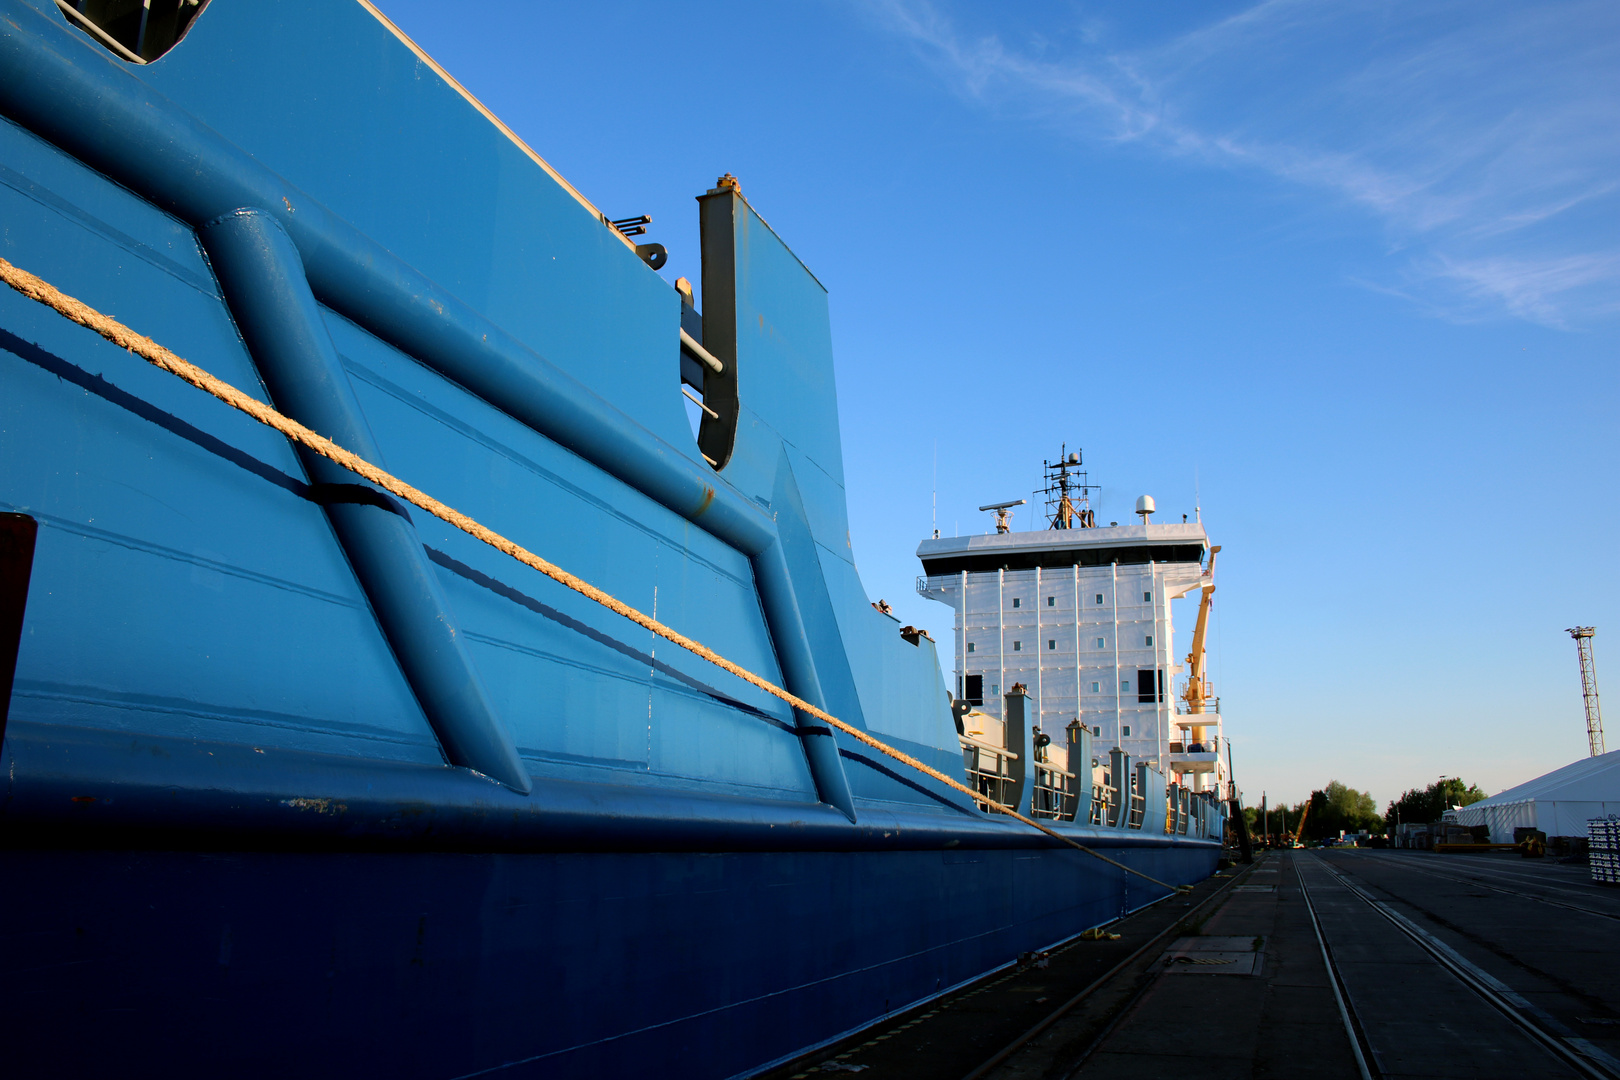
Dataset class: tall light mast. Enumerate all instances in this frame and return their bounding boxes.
[1567,627,1605,757]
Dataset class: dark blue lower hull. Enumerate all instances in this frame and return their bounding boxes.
[0,840,1214,1078]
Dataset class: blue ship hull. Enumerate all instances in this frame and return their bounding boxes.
[0,2,1224,1075]
[4,842,1208,1078]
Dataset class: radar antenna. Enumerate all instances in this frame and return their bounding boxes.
[978,499,1026,534]
[1040,445,1099,529]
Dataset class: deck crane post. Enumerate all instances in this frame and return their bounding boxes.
[1180,546,1220,792]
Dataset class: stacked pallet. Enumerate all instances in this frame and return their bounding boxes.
[1591,818,1620,885]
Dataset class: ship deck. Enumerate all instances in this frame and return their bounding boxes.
[757,848,1620,1080]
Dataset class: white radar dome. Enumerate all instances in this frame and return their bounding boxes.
[1135,495,1156,515]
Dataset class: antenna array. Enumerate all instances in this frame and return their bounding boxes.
[1039,444,1099,530]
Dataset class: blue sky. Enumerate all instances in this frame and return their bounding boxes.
[375,0,1619,809]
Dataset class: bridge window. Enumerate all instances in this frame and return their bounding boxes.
[963,674,983,706]
[1145,634,1153,647]
[1095,593,1104,604]
[967,642,975,653]
[1011,597,1020,609]
[1048,639,1055,650]
[1144,590,1152,602]
[1137,669,1162,703]
[1012,640,1021,651]
[1122,725,1132,738]
[1047,596,1055,606]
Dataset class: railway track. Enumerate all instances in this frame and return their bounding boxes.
[1296,853,1620,1080]
[1294,854,1376,1080]
[1348,849,1620,923]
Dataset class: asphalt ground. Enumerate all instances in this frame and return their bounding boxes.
[754,848,1620,1080]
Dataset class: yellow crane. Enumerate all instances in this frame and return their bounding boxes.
[1182,546,1220,715]
[1180,547,1221,790]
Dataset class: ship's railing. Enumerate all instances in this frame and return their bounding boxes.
[1030,762,1076,820]
[961,737,1016,811]
[1089,781,1109,826]
[1169,736,1222,755]
[915,574,930,596]
[1175,699,1221,716]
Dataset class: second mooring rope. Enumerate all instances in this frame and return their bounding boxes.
[0,255,1192,894]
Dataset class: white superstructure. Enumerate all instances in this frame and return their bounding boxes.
[916,459,1229,796]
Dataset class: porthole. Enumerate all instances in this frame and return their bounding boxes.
[56,0,210,65]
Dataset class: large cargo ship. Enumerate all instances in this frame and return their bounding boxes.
[0,3,1227,1076]
[918,451,1232,816]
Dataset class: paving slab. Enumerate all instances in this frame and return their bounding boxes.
[1083,1050,1258,1080]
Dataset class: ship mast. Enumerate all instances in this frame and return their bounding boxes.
[1041,445,1099,530]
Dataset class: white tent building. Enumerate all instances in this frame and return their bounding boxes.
[1451,749,1620,841]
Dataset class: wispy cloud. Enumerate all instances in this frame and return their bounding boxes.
[864,0,1620,327]
[1426,252,1620,326]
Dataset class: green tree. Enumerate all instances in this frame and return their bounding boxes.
[1252,781,1382,843]
[1301,780,1383,841]
[1383,777,1487,827]
[1253,801,1301,840]
[1326,780,1378,822]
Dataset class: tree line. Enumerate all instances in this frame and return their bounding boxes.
[1384,777,1487,828]
[1242,777,1488,842]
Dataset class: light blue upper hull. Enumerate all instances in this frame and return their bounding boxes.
[0,3,1225,1074]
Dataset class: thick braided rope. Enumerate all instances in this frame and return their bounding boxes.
[0,256,1191,894]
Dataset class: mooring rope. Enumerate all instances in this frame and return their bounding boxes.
[0,255,1192,894]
